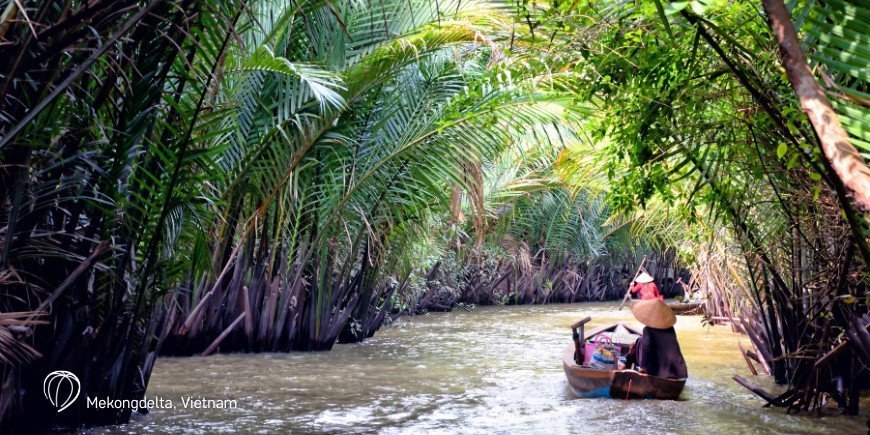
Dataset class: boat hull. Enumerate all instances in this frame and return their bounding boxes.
[610,370,686,400]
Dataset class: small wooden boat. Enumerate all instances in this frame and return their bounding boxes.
[667,301,704,315]
[563,317,686,400]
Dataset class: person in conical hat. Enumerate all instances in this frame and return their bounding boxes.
[630,271,664,300]
[628,299,687,379]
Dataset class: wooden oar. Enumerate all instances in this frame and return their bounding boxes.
[618,256,647,310]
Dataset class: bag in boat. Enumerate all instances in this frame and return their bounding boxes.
[590,336,618,370]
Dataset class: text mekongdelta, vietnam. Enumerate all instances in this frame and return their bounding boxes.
[86,396,238,412]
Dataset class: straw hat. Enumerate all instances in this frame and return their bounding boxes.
[631,299,676,329]
[635,271,654,283]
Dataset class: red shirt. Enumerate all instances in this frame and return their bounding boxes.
[631,282,663,300]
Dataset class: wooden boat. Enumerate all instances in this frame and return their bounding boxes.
[667,301,704,315]
[563,317,686,400]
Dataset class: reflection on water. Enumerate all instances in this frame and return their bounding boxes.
[100,302,866,434]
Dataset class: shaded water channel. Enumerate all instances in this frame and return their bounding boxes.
[105,302,865,433]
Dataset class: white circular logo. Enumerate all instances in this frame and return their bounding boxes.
[43,370,80,412]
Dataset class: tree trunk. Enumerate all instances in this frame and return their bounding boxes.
[761,0,870,213]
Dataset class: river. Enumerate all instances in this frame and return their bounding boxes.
[101,302,866,433]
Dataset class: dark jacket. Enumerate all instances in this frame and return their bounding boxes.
[638,326,688,379]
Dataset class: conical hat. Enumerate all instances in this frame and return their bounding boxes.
[631,299,676,329]
[635,272,654,283]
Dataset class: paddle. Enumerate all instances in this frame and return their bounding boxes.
[618,256,648,310]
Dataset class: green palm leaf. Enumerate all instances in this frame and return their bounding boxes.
[799,0,870,156]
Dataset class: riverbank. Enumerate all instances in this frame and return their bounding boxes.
[99,303,867,434]
[402,254,687,315]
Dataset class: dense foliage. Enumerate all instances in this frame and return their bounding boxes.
[0,0,866,429]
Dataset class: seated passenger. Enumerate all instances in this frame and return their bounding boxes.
[629,299,687,379]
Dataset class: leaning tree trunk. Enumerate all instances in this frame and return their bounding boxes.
[761,0,870,213]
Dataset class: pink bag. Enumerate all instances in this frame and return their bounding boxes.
[584,336,619,368]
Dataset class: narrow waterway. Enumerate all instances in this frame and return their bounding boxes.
[104,302,866,433]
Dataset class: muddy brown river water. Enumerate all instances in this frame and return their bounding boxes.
[99,302,867,434]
